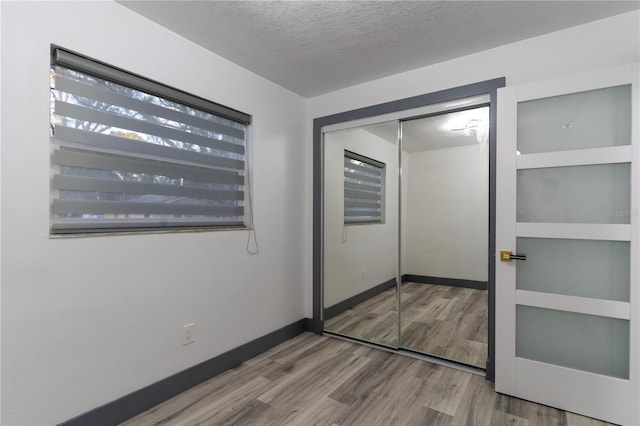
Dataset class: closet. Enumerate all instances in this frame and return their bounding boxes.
[314,79,504,375]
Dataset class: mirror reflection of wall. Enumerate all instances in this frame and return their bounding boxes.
[400,106,489,368]
[323,121,399,347]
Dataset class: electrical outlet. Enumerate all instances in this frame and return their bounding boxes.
[183,323,195,345]
[361,269,366,280]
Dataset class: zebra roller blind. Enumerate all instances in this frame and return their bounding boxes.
[344,151,385,224]
[50,46,251,233]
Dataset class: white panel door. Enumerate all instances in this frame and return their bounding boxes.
[495,64,639,425]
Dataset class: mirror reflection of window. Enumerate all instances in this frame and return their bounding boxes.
[344,151,385,225]
[323,121,399,348]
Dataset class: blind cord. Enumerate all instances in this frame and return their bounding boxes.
[342,224,348,243]
[246,144,260,255]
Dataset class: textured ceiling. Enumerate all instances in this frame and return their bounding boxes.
[118,1,639,98]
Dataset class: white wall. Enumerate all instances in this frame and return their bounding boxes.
[305,10,640,317]
[404,144,488,281]
[323,128,397,307]
[0,2,307,424]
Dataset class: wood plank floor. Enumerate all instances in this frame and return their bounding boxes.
[325,283,488,368]
[121,332,615,426]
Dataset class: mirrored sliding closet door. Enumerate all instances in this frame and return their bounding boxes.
[320,89,497,372]
[399,106,489,368]
[323,120,400,347]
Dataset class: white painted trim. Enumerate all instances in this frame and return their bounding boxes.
[516,63,633,102]
[517,146,631,170]
[516,223,631,241]
[514,358,629,426]
[628,62,640,426]
[495,85,518,395]
[516,290,630,320]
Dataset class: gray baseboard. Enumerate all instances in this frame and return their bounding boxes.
[59,318,313,426]
[403,274,488,290]
[324,278,397,320]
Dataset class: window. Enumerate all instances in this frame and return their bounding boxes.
[343,151,385,224]
[49,46,251,234]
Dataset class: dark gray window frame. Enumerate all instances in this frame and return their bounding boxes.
[312,77,505,381]
[50,45,252,234]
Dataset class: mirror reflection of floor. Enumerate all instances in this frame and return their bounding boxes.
[324,282,488,368]
[324,287,399,348]
[401,282,488,368]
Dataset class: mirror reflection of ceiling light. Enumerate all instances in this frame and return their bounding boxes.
[443,107,489,144]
